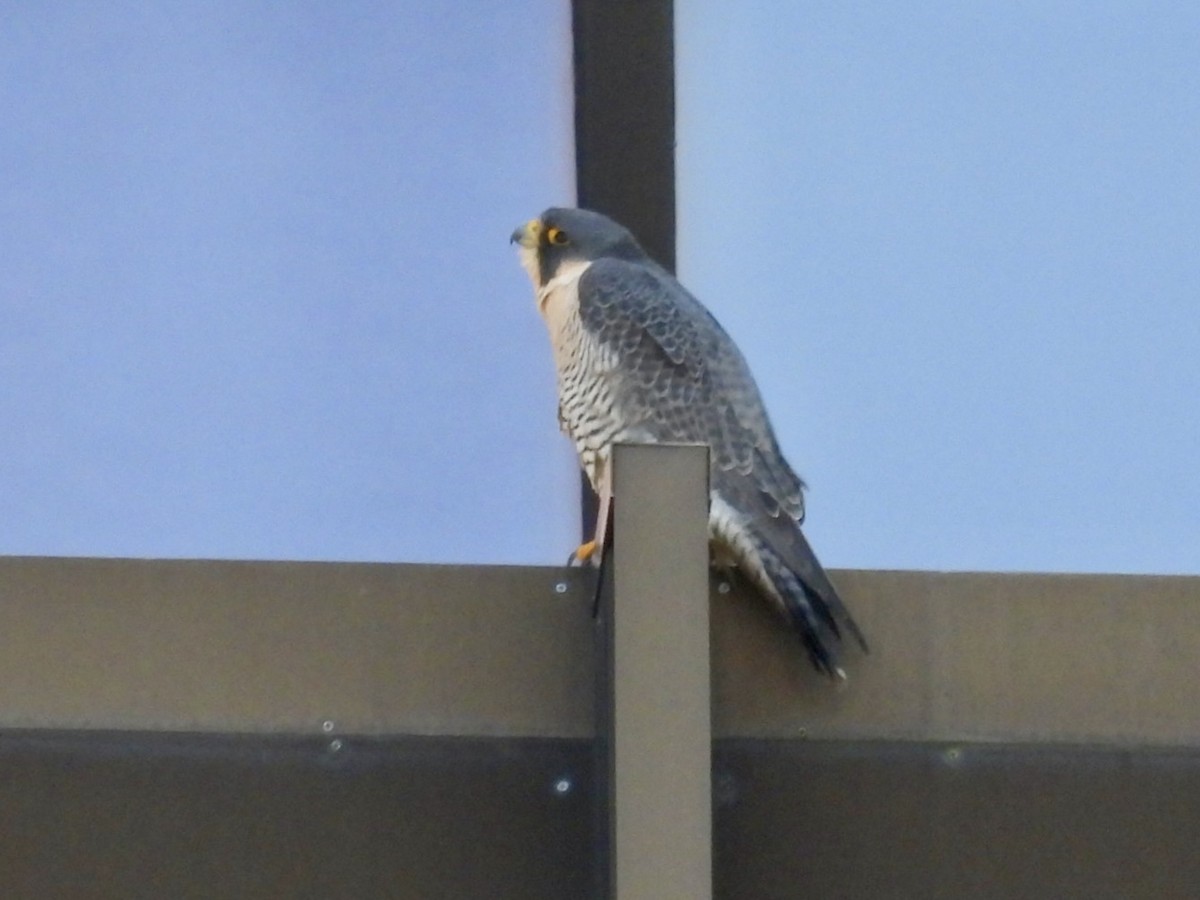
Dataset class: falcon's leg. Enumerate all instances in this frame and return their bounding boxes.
[568,474,613,568]
[583,478,613,618]
[591,477,613,565]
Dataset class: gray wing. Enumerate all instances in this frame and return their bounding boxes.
[576,257,807,523]
[577,257,869,670]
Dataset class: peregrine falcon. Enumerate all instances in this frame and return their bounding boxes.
[511,207,866,677]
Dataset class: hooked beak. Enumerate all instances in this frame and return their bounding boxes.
[510,218,541,248]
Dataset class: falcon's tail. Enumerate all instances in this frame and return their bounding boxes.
[757,529,868,678]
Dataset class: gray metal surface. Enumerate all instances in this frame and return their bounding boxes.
[0,558,1197,745]
[711,567,1200,746]
[1,731,1196,898]
[713,738,1200,899]
[603,444,712,899]
[0,556,596,737]
[0,731,594,899]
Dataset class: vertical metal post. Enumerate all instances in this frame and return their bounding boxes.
[599,443,712,899]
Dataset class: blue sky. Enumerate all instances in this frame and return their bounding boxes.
[3,3,1196,575]
[1,1,577,563]
[678,3,1199,574]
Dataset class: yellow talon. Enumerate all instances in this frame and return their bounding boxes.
[571,539,598,566]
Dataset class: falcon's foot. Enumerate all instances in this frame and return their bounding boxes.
[568,540,599,567]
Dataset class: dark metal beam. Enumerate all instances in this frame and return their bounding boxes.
[571,0,676,272]
[571,0,676,541]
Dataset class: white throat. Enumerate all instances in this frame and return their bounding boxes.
[517,243,540,288]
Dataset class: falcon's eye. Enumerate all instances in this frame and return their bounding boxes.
[546,226,569,246]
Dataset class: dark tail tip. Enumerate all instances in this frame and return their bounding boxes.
[789,581,868,679]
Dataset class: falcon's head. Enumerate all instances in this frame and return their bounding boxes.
[510,207,647,290]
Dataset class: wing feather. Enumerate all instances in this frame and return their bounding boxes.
[576,256,866,668]
[577,258,806,521]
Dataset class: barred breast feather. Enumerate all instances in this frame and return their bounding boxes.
[536,259,648,491]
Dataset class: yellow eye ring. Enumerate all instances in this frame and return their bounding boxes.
[546,226,569,246]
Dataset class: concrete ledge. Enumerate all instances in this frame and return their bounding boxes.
[0,557,1196,747]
